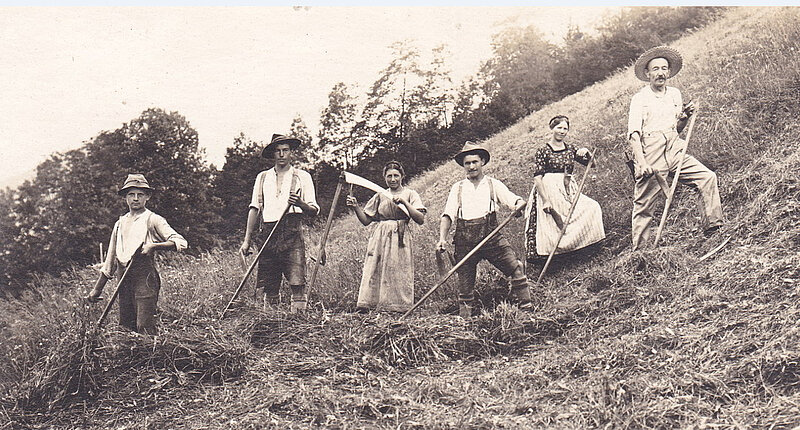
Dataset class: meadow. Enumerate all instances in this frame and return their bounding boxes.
[2,7,800,428]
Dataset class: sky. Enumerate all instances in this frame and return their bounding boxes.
[0,6,620,188]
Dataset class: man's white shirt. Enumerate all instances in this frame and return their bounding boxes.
[249,166,319,222]
[627,85,683,138]
[441,176,522,221]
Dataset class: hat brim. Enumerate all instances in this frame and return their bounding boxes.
[455,149,490,166]
[118,185,154,196]
[261,138,301,158]
[634,46,683,81]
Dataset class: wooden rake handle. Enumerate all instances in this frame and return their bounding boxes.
[536,147,599,285]
[654,102,700,246]
[402,210,519,318]
[221,204,290,318]
[307,179,345,300]
[97,243,143,328]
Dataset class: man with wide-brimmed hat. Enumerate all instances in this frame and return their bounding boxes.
[628,45,723,250]
[240,134,319,312]
[86,173,188,334]
[436,141,533,318]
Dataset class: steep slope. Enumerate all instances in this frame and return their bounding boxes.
[3,6,800,429]
[312,6,800,310]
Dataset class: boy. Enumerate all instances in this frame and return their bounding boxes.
[86,173,187,334]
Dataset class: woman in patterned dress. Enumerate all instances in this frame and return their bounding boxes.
[346,161,426,312]
[525,115,605,259]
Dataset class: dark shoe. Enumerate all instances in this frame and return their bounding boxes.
[704,224,722,237]
[510,277,532,303]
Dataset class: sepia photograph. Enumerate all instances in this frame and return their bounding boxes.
[1,5,799,428]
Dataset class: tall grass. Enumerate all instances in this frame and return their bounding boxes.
[3,6,800,428]
[312,7,800,310]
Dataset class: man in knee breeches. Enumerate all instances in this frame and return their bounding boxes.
[240,134,319,313]
[436,141,532,318]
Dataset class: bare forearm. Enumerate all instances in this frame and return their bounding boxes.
[295,200,319,216]
[533,176,548,204]
[439,216,452,242]
[243,208,260,242]
[352,206,372,226]
[407,206,425,225]
[148,241,177,252]
[396,199,425,225]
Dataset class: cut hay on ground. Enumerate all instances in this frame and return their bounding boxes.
[6,317,250,425]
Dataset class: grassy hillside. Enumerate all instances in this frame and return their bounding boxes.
[3,7,800,428]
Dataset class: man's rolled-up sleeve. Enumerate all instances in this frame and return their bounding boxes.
[100,221,120,278]
[301,171,320,216]
[494,179,523,210]
[628,93,644,139]
[441,183,460,221]
[248,172,263,212]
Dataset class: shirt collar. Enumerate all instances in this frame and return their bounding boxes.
[125,208,151,221]
[463,175,489,185]
[643,84,673,96]
[268,165,294,177]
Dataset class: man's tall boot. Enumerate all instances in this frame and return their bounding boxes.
[510,277,533,311]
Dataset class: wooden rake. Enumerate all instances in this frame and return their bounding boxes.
[536,147,599,285]
[221,204,291,318]
[654,102,700,246]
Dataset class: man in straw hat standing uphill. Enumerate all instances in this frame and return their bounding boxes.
[628,45,723,250]
[436,141,533,318]
[86,174,188,334]
[240,134,319,312]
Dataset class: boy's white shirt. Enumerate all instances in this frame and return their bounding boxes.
[99,209,188,278]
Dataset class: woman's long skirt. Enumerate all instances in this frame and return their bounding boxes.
[534,173,605,256]
[357,220,414,312]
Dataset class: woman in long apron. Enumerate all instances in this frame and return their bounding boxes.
[526,115,605,260]
[346,161,426,312]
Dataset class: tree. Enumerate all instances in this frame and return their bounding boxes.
[289,114,314,170]
[479,26,561,124]
[212,133,265,237]
[409,44,455,128]
[86,108,220,252]
[317,82,359,169]
[360,40,423,157]
[1,108,220,290]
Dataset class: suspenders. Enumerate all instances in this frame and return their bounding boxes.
[456,178,496,220]
[256,169,300,215]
